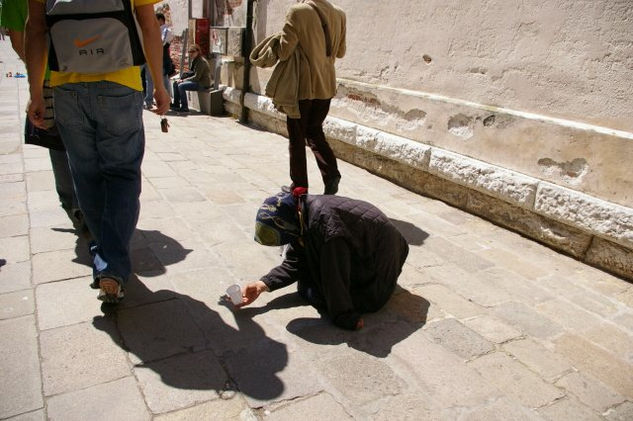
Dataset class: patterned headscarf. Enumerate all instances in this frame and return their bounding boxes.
[254,191,301,246]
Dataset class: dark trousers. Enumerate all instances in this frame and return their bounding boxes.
[286,99,340,189]
[49,148,78,212]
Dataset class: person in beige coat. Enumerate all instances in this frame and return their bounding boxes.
[278,0,346,195]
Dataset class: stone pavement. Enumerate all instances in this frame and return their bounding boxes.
[1,41,633,421]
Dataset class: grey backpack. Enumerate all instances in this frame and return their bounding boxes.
[45,0,145,73]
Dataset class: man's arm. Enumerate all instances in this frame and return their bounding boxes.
[2,0,28,61]
[25,0,48,128]
[136,4,169,115]
[8,29,25,61]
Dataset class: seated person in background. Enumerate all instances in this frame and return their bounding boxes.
[236,188,409,330]
[170,43,211,113]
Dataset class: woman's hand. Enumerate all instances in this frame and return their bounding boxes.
[236,280,269,308]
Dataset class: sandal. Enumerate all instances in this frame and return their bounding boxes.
[97,277,125,304]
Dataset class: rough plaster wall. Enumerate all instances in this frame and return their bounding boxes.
[259,0,632,131]
[332,0,633,133]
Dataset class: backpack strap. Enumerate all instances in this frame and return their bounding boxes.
[307,2,332,57]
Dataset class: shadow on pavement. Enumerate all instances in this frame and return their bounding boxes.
[61,228,193,277]
[93,276,288,401]
[248,286,429,358]
[389,218,429,246]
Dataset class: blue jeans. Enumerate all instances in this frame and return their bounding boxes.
[142,64,154,107]
[53,82,145,285]
[172,80,200,110]
[142,65,172,107]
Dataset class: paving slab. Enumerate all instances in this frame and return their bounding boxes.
[0,289,34,320]
[153,397,255,421]
[316,351,404,407]
[29,226,77,254]
[413,283,485,319]
[0,235,30,263]
[27,190,62,212]
[0,198,27,217]
[0,316,43,419]
[468,352,564,408]
[35,277,101,330]
[31,248,92,285]
[133,350,225,414]
[438,397,543,421]
[462,314,522,344]
[554,334,633,400]
[266,393,354,420]
[28,206,72,228]
[536,298,605,332]
[423,318,494,360]
[46,377,150,421]
[537,397,602,421]
[117,298,206,363]
[605,401,633,421]
[0,213,29,238]
[555,371,626,413]
[25,171,56,192]
[391,332,502,409]
[4,410,46,421]
[582,323,633,363]
[503,338,572,380]
[493,302,564,339]
[224,337,322,408]
[39,321,131,396]
[0,261,31,293]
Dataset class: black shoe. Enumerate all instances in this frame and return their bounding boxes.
[170,103,180,111]
[323,176,341,195]
[178,107,190,113]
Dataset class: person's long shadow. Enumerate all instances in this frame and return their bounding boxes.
[61,228,193,277]
[243,286,430,359]
[92,276,288,402]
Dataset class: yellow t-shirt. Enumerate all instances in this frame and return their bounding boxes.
[36,0,159,90]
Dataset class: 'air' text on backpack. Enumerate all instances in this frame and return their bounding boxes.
[46,0,145,74]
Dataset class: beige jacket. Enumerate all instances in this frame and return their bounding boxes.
[250,33,302,118]
[278,0,346,100]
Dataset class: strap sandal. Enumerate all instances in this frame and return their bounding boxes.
[97,277,125,304]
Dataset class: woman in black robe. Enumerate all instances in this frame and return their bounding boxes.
[236,188,409,330]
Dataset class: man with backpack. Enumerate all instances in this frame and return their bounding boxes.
[25,0,169,304]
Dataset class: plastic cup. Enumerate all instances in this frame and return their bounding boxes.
[226,284,242,305]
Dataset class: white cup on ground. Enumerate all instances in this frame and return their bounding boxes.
[226,284,242,305]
